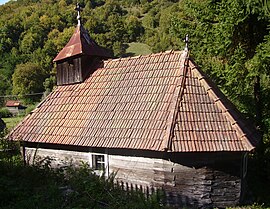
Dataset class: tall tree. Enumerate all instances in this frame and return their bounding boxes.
[12,62,47,103]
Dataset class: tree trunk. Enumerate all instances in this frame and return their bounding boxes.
[254,75,264,158]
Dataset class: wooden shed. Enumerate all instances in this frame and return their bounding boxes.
[8,9,259,208]
[5,100,26,116]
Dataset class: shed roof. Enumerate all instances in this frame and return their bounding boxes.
[9,50,258,152]
[6,100,22,107]
[53,25,112,62]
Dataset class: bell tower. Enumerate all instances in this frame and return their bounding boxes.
[53,3,112,85]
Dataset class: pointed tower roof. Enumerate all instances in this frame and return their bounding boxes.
[53,4,112,62]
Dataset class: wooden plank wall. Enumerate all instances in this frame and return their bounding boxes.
[56,58,82,85]
[211,169,241,208]
[24,148,89,168]
[24,147,242,208]
[109,154,241,208]
[109,155,211,208]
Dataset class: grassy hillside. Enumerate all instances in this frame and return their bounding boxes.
[124,42,152,56]
[2,116,24,131]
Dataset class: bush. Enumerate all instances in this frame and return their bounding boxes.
[25,104,37,115]
[0,161,168,209]
[0,118,5,133]
[0,135,20,164]
[0,108,12,118]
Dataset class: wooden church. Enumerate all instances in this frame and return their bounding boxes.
[8,4,259,208]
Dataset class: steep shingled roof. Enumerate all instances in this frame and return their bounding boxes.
[171,60,257,152]
[53,25,112,62]
[8,50,258,152]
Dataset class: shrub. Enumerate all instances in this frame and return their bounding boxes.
[0,118,5,133]
[0,108,12,118]
[0,160,168,209]
[25,104,37,115]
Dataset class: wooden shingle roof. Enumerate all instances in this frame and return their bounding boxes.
[9,50,258,152]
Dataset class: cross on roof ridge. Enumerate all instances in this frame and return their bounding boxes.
[184,34,189,51]
[75,3,82,26]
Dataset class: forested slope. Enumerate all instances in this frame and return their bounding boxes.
[0,0,270,203]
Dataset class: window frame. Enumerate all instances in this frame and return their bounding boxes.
[89,153,108,176]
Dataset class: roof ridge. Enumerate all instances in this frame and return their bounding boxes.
[165,49,174,53]
[188,60,257,151]
[162,50,189,151]
[104,50,183,63]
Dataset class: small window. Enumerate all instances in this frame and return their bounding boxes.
[92,154,105,170]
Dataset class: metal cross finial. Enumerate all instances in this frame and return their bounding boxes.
[184,34,189,51]
[75,3,82,26]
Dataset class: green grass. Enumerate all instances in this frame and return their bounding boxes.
[2,116,25,131]
[125,42,152,56]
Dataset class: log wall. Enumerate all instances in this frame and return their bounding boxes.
[24,147,89,167]
[109,154,242,208]
[24,147,243,208]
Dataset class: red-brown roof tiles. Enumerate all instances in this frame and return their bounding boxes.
[9,50,258,152]
[171,60,258,152]
[6,100,23,107]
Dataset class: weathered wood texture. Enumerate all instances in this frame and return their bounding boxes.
[56,55,96,85]
[109,154,241,208]
[24,147,242,208]
[24,147,89,167]
[6,106,25,116]
[56,57,82,85]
